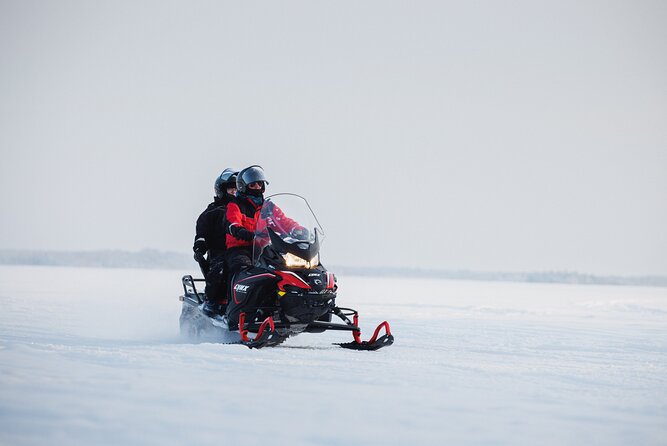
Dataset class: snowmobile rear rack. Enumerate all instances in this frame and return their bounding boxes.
[181,275,206,305]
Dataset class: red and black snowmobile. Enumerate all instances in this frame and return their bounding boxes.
[179,193,394,350]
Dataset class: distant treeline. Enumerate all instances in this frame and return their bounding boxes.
[0,249,666,288]
[332,266,667,287]
[0,249,190,270]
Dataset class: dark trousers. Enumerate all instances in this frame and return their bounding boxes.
[224,247,253,278]
[204,256,228,304]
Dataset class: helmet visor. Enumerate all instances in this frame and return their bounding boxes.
[240,166,268,185]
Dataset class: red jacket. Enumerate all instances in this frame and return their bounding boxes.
[225,197,300,249]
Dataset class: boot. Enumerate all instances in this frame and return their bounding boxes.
[202,300,220,317]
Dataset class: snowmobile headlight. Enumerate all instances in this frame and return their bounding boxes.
[283,252,319,269]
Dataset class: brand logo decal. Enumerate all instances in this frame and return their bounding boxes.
[234,284,250,292]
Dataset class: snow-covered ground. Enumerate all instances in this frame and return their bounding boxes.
[1,265,666,445]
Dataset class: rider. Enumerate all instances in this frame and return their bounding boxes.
[224,166,317,328]
[225,165,307,278]
[194,167,238,316]
[224,165,269,278]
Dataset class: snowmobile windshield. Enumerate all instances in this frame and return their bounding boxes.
[252,194,325,268]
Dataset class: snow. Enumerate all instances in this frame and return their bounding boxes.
[1,265,666,445]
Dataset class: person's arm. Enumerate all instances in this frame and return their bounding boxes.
[193,211,208,258]
[226,202,254,241]
[272,205,302,234]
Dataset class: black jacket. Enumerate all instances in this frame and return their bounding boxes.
[194,196,231,259]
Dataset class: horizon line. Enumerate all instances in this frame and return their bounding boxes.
[0,248,665,287]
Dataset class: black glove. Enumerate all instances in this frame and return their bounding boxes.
[193,239,207,262]
[229,224,254,241]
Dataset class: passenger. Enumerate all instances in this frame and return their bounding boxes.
[193,168,238,316]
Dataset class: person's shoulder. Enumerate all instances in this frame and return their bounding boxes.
[226,198,242,210]
[197,202,214,216]
[201,201,218,212]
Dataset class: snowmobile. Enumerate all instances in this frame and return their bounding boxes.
[179,193,394,350]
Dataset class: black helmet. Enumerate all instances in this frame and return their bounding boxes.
[214,168,239,198]
[236,165,269,194]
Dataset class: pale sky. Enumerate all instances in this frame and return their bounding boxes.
[1,0,665,276]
